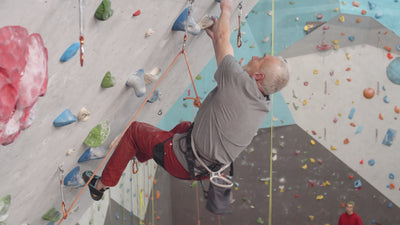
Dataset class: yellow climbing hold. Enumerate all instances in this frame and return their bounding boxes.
[338,113,342,117]
[333,40,339,44]
[304,24,314,32]
[310,139,316,145]
[334,45,340,50]
[302,164,308,170]
[303,99,309,106]
[313,70,319,74]
[235,187,239,191]
[310,158,316,163]
[346,53,351,60]
[330,145,337,150]
[316,195,324,200]
[322,181,331,186]
[342,1,346,5]
[339,16,345,22]
[309,215,314,221]
[334,8,339,12]
[335,79,340,85]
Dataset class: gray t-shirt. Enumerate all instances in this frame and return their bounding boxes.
[173,55,270,171]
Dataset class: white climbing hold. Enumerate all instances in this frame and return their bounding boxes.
[144,67,162,85]
[145,28,155,38]
[126,69,146,97]
[77,107,91,122]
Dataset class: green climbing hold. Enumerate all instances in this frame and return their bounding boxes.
[195,74,202,80]
[249,44,256,48]
[101,71,116,88]
[95,0,114,21]
[84,121,110,147]
[42,207,61,222]
[257,217,264,224]
[0,194,11,222]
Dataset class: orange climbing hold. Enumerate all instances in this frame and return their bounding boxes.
[395,105,400,114]
[345,67,351,71]
[356,18,362,23]
[341,202,345,208]
[352,1,360,7]
[350,122,356,127]
[384,46,392,52]
[379,113,384,120]
[363,87,375,99]
[360,159,364,164]
[387,53,393,60]
[156,190,160,199]
[361,9,367,15]
[344,138,350,144]
[389,183,395,189]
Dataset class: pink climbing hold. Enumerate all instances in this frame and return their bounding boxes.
[352,1,360,7]
[0,26,48,145]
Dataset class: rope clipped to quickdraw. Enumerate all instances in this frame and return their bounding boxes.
[58,164,68,220]
[237,2,243,48]
[132,157,139,174]
[79,0,85,67]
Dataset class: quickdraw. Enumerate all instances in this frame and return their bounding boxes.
[237,2,243,48]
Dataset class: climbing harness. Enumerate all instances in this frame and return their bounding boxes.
[79,0,85,67]
[57,2,202,224]
[57,164,68,220]
[237,1,243,48]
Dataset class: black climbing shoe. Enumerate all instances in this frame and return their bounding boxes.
[82,171,108,201]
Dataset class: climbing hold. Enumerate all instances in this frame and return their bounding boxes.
[84,121,111,147]
[147,89,160,103]
[316,195,324,200]
[316,13,323,20]
[262,36,270,43]
[344,138,350,144]
[354,179,362,188]
[346,67,351,71]
[383,96,389,103]
[156,190,160,199]
[368,1,376,10]
[53,109,77,127]
[341,202,345,208]
[302,164,307,170]
[144,67,161,85]
[94,0,114,21]
[395,105,400,113]
[78,147,107,163]
[389,184,395,189]
[384,46,392,52]
[352,1,360,7]
[348,36,355,42]
[310,158,315,163]
[360,159,364,164]
[101,71,116,88]
[312,130,317,135]
[172,7,201,35]
[64,166,83,187]
[335,79,340,85]
[356,17,362,23]
[330,145,337,150]
[333,118,338,123]
[334,8,339,12]
[361,9,367,15]
[333,40,339,44]
[379,113,384,120]
[388,202,393,208]
[317,43,333,51]
[368,159,375,166]
[348,107,356,119]
[60,42,80,62]
[389,173,395,179]
[334,45,340,50]
[249,44,256,48]
[126,69,146,97]
[77,107,91,122]
[198,15,214,30]
[257,217,264,224]
[349,175,354,179]
[363,87,375,99]
[382,128,396,146]
[42,207,61,222]
[195,74,202,80]
[355,125,363,134]
[346,53,351,60]
[289,1,295,5]
[386,57,400,85]
[145,28,155,38]
[323,26,330,30]
[310,139,315,145]
[375,12,383,19]
[350,122,356,127]
[0,194,11,222]
[303,99,308,106]
[397,45,400,51]
[313,70,319,74]
[339,16,345,22]
[132,10,141,16]
[309,215,314,221]
[387,53,393,60]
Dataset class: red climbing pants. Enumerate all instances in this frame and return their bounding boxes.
[101,121,191,186]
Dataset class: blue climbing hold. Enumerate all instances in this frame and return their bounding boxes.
[382,128,397,146]
[397,45,400,50]
[383,96,389,103]
[354,179,362,188]
[172,7,201,35]
[371,220,376,224]
[386,57,400,85]
[389,173,395,179]
[368,1,376,9]
[388,202,393,208]
[348,36,355,42]
[78,147,107,163]
[64,166,83,187]
[355,125,363,134]
[368,159,375,166]
[53,109,77,127]
[147,89,160,103]
[60,42,80,62]
[348,107,356,119]
[375,12,383,19]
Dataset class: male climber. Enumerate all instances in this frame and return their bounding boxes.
[83,0,289,200]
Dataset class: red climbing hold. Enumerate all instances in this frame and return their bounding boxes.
[387,53,393,60]
[133,10,141,16]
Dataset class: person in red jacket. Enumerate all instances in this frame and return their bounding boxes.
[338,201,363,225]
